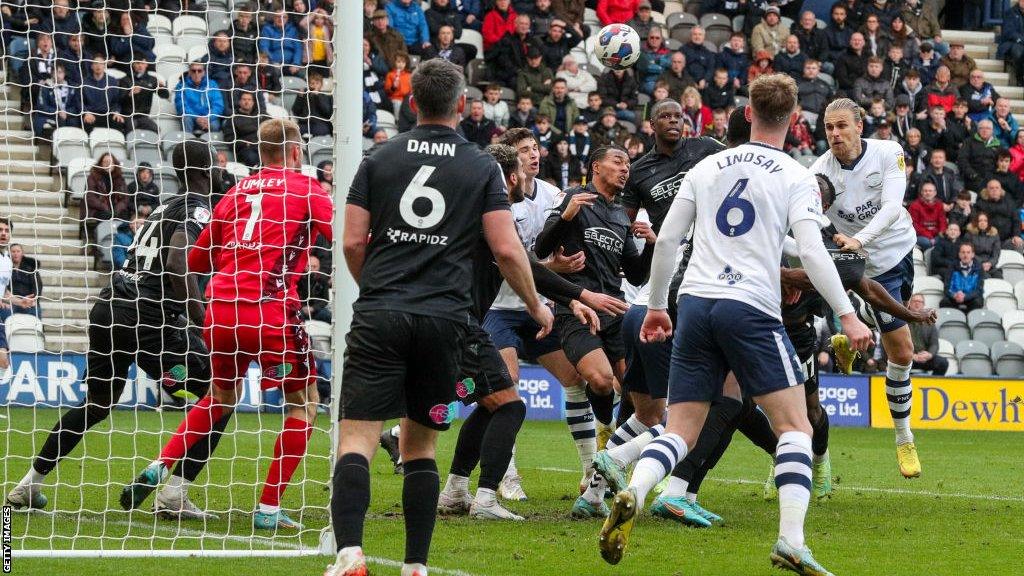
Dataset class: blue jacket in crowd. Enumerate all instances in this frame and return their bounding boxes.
[258,21,304,67]
[112,221,134,270]
[946,259,982,300]
[81,72,121,114]
[990,111,1020,149]
[997,3,1024,59]
[106,25,156,64]
[174,75,225,119]
[386,0,431,47]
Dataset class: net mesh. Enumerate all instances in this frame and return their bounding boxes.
[2,0,336,555]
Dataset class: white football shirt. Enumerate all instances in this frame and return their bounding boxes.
[490,178,562,311]
[811,138,915,278]
[671,142,824,320]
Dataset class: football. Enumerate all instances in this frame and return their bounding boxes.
[595,23,641,70]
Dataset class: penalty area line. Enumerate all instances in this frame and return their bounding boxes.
[534,467,1024,502]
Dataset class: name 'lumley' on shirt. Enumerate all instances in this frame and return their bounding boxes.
[715,152,785,174]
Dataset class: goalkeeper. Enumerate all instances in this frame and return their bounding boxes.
[5,141,229,521]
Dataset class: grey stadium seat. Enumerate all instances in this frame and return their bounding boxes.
[992,341,1024,377]
[968,308,1005,347]
[936,308,970,344]
[955,340,993,377]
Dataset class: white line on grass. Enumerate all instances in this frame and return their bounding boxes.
[535,467,1024,503]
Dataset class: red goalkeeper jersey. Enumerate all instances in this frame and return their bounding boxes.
[190,166,333,308]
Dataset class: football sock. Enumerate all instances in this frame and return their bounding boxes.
[332,453,370,551]
[19,468,44,490]
[481,401,525,490]
[607,423,663,467]
[886,361,914,445]
[673,397,744,494]
[775,431,813,549]
[159,395,225,469]
[173,411,232,483]
[629,433,687,506]
[581,472,607,504]
[810,406,830,459]
[586,385,615,427]
[259,417,312,508]
[737,397,778,455]
[474,487,497,506]
[402,458,440,565]
[449,405,491,478]
[662,476,688,499]
[164,475,186,491]
[391,424,402,437]
[32,401,113,476]
[607,413,649,449]
[564,385,597,471]
[442,474,469,494]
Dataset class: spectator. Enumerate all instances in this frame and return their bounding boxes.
[904,128,930,173]
[387,0,433,56]
[941,243,985,312]
[905,294,948,375]
[457,0,483,31]
[530,0,557,37]
[751,6,789,58]
[960,119,1003,192]
[8,244,41,318]
[384,53,413,107]
[948,191,974,231]
[537,18,581,72]
[305,9,334,77]
[106,12,155,69]
[81,152,128,269]
[682,27,716,89]
[998,0,1024,88]
[591,107,629,147]
[797,60,832,118]
[539,77,578,135]
[362,90,378,140]
[557,54,597,108]
[896,70,926,117]
[32,62,80,137]
[486,13,532,87]
[534,114,556,151]
[853,57,894,109]
[482,84,511,128]
[793,11,830,70]
[37,0,79,52]
[702,68,734,112]
[917,106,960,163]
[566,116,591,168]
[433,24,468,67]
[224,91,267,167]
[774,35,807,81]
[57,33,89,86]
[747,50,775,84]
[950,98,975,139]
[824,3,854,61]
[362,38,390,112]
[213,151,237,203]
[204,31,235,90]
[260,10,304,76]
[941,42,976,87]
[597,67,638,123]
[426,0,463,42]
[862,0,898,27]
[892,94,915,141]
[461,100,499,147]
[658,51,696,101]
[111,215,145,270]
[961,69,1000,124]
[995,150,1024,203]
[924,65,958,114]
[482,0,517,52]
[882,44,909,91]
[912,41,943,87]
[508,94,537,129]
[975,179,1022,250]
[901,0,946,56]
[81,56,126,133]
[717,32,750,91]
[858,13,890,59]
[293,72,333,138]
[80,8,109,57]
[577,91,604,125]
[989,98,1019,149]
[298,255,332,323]
[681,86,711,135]
[909,181,947,249]
[635,25,670,94]
[542,137,583,189]
[931,221,964,279]
[703,107,728,144]
[232,4,260,64]
[174,62,224,136]
[22,33,56,106]
[127,163,161,215]
[873,117,901,144]
[835,32,868,94]
[920,147,963,207]
[224,63,262,114]
[517,46,555,107]
[784,105,814,159]
[626,0,656,40]
[965,212,1002,277]
[596,0,638,25]
[316,160,333,194]
[1013,130,1024,182]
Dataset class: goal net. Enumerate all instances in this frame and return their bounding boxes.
[1,0,358,557]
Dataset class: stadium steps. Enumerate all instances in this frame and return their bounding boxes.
[0,143,40,162]
[0,173,58,193]
[0,190,63,207]
[941,29,1024,114]
[41,301,91,321]
[39,269,108,289]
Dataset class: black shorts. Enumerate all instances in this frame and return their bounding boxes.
[785,320,820,395]
[457,322,516,406]
[87,301,211,406]
[621,305,669,399]
[340,310,468,431]
[556,311,625,367]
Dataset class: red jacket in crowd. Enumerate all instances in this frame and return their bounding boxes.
[909,198,948,239]
[482,7,517,51]
[597,0,639,25]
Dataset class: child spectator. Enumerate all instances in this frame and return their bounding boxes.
[717,33,750,91]
[909,181,947,249]
[566,116,591,168]
[784,105,815,159]
[127,163,161,216]
[701,69,735,113]
[542,137,582,189]
[482,84,510,128]
[941,243,985,312]
[747,50,775,84]
[508,94,537,130]
[293,72,333,138]
[533,114,556,152]
[681,86,711,136]
[8,244,41,318]
[947,191,974,231]
[930,222,963,279]
[384,53,413,108]
[231,3,260,64]
[305,9,334,77]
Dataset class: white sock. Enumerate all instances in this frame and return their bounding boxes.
[564,385,597,472]
[165,475,188,491]
[390,424,401,437]
[443,474,469,494]
[607,414,649,448]
[628,433,687,506]
[337,545,363,561]
[607,424,660,467]
[582,473,607,504]
[474,487,497,506]
[20,468,44,489]
[401,562,428,576]
[776,431,813,550]
[504,445,518,478]
[685,491,698,504]
[258,502,280,515]
[885,361,914,445]
[661,476,688,498]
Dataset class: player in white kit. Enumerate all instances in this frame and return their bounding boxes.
[597,75,872,575]
[812,98,922,479]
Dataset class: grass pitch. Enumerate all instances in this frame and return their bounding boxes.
[4,408,1023,575]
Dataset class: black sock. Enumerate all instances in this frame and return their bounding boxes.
[173,412,233,482]
[449,405,493,478]
[614,391,634,429]
[586,385,614,426]
[737,397,778,455]
[671,396,743,486]
[811,407,830,457]
[33,403,111,476]
[403,458,440,566]
[332,453,370,551]
[478,401,526,491]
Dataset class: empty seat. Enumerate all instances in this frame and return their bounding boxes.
[968,308,1005,347]
[154,43,186,63]
[456,29,484,58]
[148,14,173,36]
[152,96,181,136]
[997,250,1024,285]
[126,129,162,167]
[173,15,208,37]
[986,290,1018,316]
[1003,310,1024,346]
[305,320,331,361]
[281,75,308,114]
[700,13,733,45]
[307,135,334,167]
[992,341,1024,377]
[937,338,955,359]
[955,340,993,377]
[65,157,93,202]
[6,314,45,354]
[52,127,90,168]
[89,128,127,163]
[914,275,945,309]
[376,109,397,128]
[984,278,1013,298]
[152,166,180,200]
[186,44,209,63]
[936,308,970,344]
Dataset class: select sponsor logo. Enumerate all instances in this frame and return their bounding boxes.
[583,227,624,254]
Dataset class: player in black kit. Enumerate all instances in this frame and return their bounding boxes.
[330,59,552,576]
[5,141,226,519]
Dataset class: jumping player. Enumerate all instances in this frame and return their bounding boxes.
[120,119,333,531]
[7,142,225,519]
[813,97,923,479]
[600,74,872,574]
[327,59,551,576]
